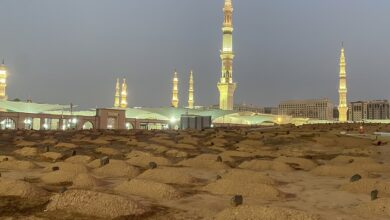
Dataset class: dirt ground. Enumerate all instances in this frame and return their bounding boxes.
[1,123,390,220]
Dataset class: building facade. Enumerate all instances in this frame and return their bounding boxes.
[279,99,334,120]
[217,0,237,110]
[349,100,390,121]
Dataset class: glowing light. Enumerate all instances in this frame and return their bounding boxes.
[43,124,48,129]
[72,118,77,124]
[170,117,177,124]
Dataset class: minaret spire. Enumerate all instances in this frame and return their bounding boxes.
[114,78,120,108]
[188,70,194,109]
[0,61,8,101]
[217,0,237,110]
[338,44,348,122]
[120,78,128,108]
[172,70,179,108]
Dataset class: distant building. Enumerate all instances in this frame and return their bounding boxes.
[264,107,278,115]
[278,98,334,120]
[349,100,390,121]
[208,104,265,114]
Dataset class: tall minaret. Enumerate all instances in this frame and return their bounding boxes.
[114,78,120,108]
[172,70,179,108]
[120,78,128,108]
[0,60,8,101]
[188,70,194,109]
[217,0,237,110]
[338,44,348,122]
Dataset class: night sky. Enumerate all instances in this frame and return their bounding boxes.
[0,0,389,109]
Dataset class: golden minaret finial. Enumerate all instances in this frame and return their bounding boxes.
[0,59,7,101]
[188,70,194,109]
[217,0,236,110]
[120,78,128,108]
[172,70,179,108]
[114,78,120,108]
[338,43,348,122]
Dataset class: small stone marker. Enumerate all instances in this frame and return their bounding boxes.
[216,175,222,180]
[59,186,67,193]
[371,190,379,201]
[3,157,8,162]
[230,195,243,207]
[149,162,157,169]
[100,156,110,166]
[52,166,60,171]
[45,146,50,152]
[71,150,77,156]
[216,156,223,162]
[350,174,362,182]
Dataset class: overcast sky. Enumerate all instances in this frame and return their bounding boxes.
[0,0,389,109]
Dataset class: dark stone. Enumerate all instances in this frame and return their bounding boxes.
[3,157,8,161]
[371,190,379,201]
[45,146,50,152]
[216,156,223,162]
[71,150,77,156]
[149,162,157,169]
[216,175,222,180]
[348,159,354,163]
[230,195,243,207]
[100,156,110,167]
[350,174,361,182]
[52,166,60,171]
[59,186,67,193]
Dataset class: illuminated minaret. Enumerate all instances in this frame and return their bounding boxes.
[188,70,194,109]
[172,70,179,108]
[120,78,128,108]
[217,0,237,110]
[338,44,348,122]
[114,78,120,108]
[0,60,8,101]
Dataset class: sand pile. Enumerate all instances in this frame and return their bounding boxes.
[149,137,177,147]
[115,179,182,200]
[0,160,38,170]
[71,173,105,189]
[65,155,93,164]
[54,142,77,149]
[274,156,317,171]
[214,205,320,220]
[341,179,390,196]
[208,138,228,147]
[44,162,89,174]
[41,170,78,185]
[0,155,15,161]
[178,154,230,170]
[126,150,153,158]
[0,178,49,199]
[15,140,37,147]
[178,136,199,145]
[221,169,276,185]
[165,149,189,158]
[126,155,172,168]
[311,161,388,177]
[40,138,57,145]
[136,167,199,184]
[14,147,38,157]
[239,159,293,172]
[93,160,140,178]
[329,155,376,165]
[219,150,253,158]
[203,179,281,199]
[144,144,169,154]
[41,152,63,161]
[95,147,121,155]
[46,189,148,218]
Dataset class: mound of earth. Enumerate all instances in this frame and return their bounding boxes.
[274,156,317,171]
[41,152,63,161]
[221,169,276,185]
[95,147,121,156]
[329,155,376,165]
[341,179,390,196]
[215,205,320,220]
[126,155,172,168]
[46,189,148,219]
[65,155,93,164]
[311,165,369,177]
[136,167,199,184]
[93,160,140,178]
[54,142,77,149]
[44,162,88,174]
[0,178,49,199]
[71,173,105,189]
[203,178,282,199]
[239,159,293,172]
[355,198,390,218]
[0,160,38,170]
[115,179,182,200]
[41,170,77,185]
[178,154,230,170]
[14,147,38,157]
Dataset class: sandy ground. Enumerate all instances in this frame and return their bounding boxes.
[1,124,390,219]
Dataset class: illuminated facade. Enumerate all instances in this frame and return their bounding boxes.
[217,0,237,110]
[279,99,334,120]
[338,45,348,122]
[114,78,120,108]
[120,79,128,108]
[0,60,8,101]
[188,70,194,109]
[172,70,179,108]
